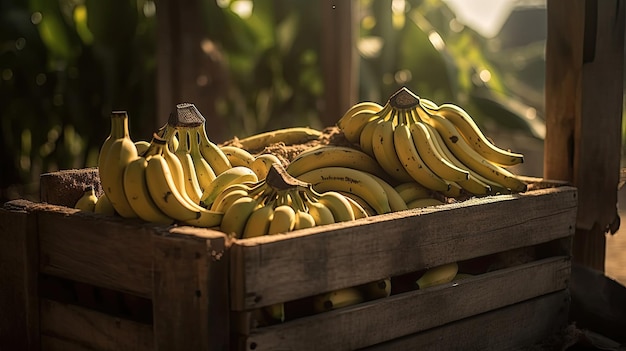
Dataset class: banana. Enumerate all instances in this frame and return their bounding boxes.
[369,174,408,212]
[371,113,415,183]
[94,193,116,216]
[220,196,259,238]
[242,202,275,238]
[220,145,255,167]
[174,129,204,204]
[188,128,218,193]
[200,166,259,208]
[134,140,150,156]
[422,122,492,196]
[294,210,316,230]
[145,154,223,228]
[250,153,283,180]
[123,156,175,225]
[97,111,125,172]
[304,195,336,225]
[361,278,392,300]
[98,121,138,219]
[160,132,198,205]
[209,182,259,211]
[337,101,383,131]
[286,145,389,180]
[441,181,464,198]
[408,116,469,183]
[267,204,296,234]
[407,197,445,209]
[157,122,179,153]
[426,113,527,193]
[359,116,384,157]
[342,194,370,219]
[340,104,389,144]
[394,182,432,204]
[297,167,391,215]
[211,189,251,214]
[235,127,322,151]
[392,122,450,192]
[315,191,356,222]
[416,262,459,289]
[196,125,232,175]
[74,186,98,212]
[425,102,524,166]
[313,287,364,313]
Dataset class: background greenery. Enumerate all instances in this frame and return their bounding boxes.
[0,0,547,203]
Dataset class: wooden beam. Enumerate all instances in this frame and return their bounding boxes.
[544,0,625,271]
[320,0,358,126]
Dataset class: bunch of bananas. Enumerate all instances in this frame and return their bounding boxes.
[96,103,246,227]
[337,87,527,198]
[215,162,369,239]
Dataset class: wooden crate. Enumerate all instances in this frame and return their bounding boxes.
[0,169,576,350]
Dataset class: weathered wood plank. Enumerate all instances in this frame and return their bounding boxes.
[39,299,153,351]
[362,290,570,351]
[152,229,230,351]
[231,187,577,310]
[0,200,40,350]
[241,257,571,350]
[37,204,158,297]
[40,168,101,208]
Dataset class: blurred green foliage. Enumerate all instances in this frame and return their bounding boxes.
[0,0,545,202]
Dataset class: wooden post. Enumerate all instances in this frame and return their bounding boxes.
[156,0,230,142]
[544,0,625,271]
[320,0,358,126]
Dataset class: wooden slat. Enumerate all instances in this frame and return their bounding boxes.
[36,203,158,297]
[231,186,577,310]
[152,228,230,351]
[362,290,570,351]
[0,200,40,350]
[545,0,625,270]
[40,299,153,351]
[241,257,571,350]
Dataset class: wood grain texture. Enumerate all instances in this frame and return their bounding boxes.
[152,231,230,351]
[39,299,153,351]
[362,290,571,351]
[0,200,40,350]
[38,207,157,297]
[40,168,101,207]
[231,186,577,310]
[241,257,571,351]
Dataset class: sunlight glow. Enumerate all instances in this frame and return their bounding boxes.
[478,69,492,83]
[231,0,253,19]
[428,31,445,51]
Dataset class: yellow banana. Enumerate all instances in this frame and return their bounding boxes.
[416,262,459,289]
[340,104,389,144]
[200,166,259,208]
[392,122,450,192]
[173,129,204,204]
[359,117,384,158]
[74,186,98,212]
[426,113,527,193]
[188,128,217,193]
[250,153,283,180]
[407,197,445,209]
[369,173,407,212]
[123,156,175,225]
[304,195,336,225]
[315,191,356,222]
[342,194,370,219]
[394,182,432,204]
[94,192,116,216]
[235,127,322,151]
[286,145,389,180]
[98,118,138,218]
[134,140,150,156]
[408,116,470,183]
[297,167,391,214]
[209,182,259,211]
[220,196,259,238]
[294,210,316,230]
[371,113,415,183]
[361,278,392,300]
[145,154,222,228]
[219,145,255,167]
[425,101,524,166]
[97,111,125,172]
[196,125,232,175]
[267,204,296,234]
[337,101,383,131]
[212,189,251,214]
[242,202,275,238]
[313,287,364,313]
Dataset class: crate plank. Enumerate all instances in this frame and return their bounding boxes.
[231,187,577,310]
[362,289,570,351]
[241,256,570,350]
[37,205,158,297]
[152,227,230,351]
[0,200,40,350]
[40,299,153,351]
